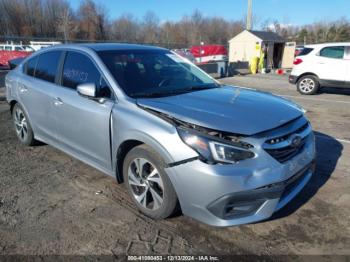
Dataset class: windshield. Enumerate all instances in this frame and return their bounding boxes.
[97,49,218,98]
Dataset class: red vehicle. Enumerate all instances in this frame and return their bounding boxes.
[0,51,31,69]
[190,45,228,64]
[190,45,228,77]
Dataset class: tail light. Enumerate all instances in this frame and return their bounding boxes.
[293,58,303,65]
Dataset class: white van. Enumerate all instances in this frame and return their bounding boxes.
[0,44,34,52]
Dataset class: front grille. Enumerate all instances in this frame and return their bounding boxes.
[266,123,308,145]
[265,137,307,163]
[263,122,310,163]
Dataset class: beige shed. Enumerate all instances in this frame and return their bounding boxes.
[228,30,285,69]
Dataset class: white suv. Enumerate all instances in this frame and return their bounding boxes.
[289,43,350,95]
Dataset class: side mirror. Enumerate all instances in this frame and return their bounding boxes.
[77,83,96,98]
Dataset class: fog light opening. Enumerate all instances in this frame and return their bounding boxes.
[224,200,265,219]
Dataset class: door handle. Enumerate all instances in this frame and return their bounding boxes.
[53,97,63,106]
[317,62,325,64]
[19,86,28,93]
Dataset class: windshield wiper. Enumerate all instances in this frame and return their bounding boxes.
[131,84,221,98]
[131,90,187,98]
[185,83,222,91]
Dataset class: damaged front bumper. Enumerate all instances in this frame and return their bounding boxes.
[165,132,316,227]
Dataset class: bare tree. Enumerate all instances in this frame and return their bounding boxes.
[139,11,160,44]
[0,1,349,46]
[111,14,139,43]
[76,0,107,40]
[57,6,77,42]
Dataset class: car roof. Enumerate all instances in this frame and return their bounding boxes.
[305,42,350,48]
[50,43,168,52]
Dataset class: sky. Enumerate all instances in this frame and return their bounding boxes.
[70,0,350,28]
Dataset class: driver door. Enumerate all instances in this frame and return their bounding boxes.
[52,51,114,172]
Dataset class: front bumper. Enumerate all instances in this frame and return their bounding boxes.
[165,130,316,227]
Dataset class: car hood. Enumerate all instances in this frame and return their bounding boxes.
[137,86,303,136]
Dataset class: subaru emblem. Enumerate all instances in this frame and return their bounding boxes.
[290,134,302,148]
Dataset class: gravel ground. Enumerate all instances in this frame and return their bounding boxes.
[0,73,349,258]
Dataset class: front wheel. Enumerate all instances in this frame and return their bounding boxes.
[297,75,320,95]
[123,144,179,219]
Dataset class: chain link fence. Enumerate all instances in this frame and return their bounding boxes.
[0,35,191,50]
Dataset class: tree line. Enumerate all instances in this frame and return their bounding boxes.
[0,0,349,47]
[262,18,350,44]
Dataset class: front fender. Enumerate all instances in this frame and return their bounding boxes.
[111,101,198,172]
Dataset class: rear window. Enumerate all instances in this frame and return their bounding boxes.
[25,56,39,77]
[298,48,313,56]
[319,46,345,59]
[35,51,62,83]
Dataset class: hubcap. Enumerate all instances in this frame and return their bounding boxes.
[14,108,28,141]
[128,158,164,210]
[300,78,315,93]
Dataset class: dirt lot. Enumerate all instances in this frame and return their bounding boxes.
[0,73,349,258]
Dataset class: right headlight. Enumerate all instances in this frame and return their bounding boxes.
[177,127,255,164]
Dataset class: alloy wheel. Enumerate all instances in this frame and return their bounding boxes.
[128,158,164,210]
[299,78,315,93]
[14,107,28,142]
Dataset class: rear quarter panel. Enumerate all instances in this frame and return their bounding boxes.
[291,51,319,79]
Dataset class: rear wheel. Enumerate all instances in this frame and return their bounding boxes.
[12,103,36,146]
[297,75,320,95]
[123,144,179,219]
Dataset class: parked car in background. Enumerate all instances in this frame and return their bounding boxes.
[190,45,228,77]
[0,50,32,70]
[29,41,62,51]
[0,44,34,52]
[6,44,315,227]
[289,43,350,95]
[190,44,228,63]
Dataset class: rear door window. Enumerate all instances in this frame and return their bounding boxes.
[35,51,62,83]
[61,51,111,98]
[319,46,345,59]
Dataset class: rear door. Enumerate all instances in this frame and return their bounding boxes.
[314,46,347,85]
[19,51,63,141]
[52,51,114,171]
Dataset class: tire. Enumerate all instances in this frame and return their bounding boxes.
[297,75,320,95]
[123,144,179,219]
[12,103,36,146]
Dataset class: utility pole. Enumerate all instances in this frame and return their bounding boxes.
[247,0,252,30]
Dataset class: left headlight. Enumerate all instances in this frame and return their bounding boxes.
[177,127,255,164]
